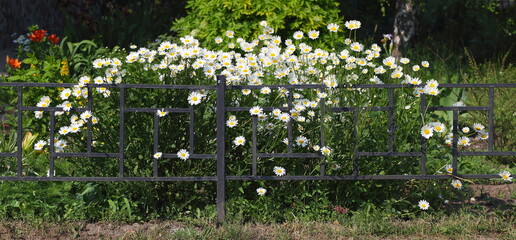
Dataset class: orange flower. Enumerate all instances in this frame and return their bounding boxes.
[48,34,60,44]
[6,56,22,69]
[29,29,47,42]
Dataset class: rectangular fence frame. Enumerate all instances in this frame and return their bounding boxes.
[0,76,514,223]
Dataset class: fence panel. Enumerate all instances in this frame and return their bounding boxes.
[0,77,514,222]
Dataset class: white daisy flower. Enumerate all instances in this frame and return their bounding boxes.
[249,106,263,116]
[59,126,70,135]
[62,101,72,111]
[499,170,512,181]
[157,109,168,117]
[242,89,251,95]
[293,31,304,40]
[34,111,43,119]
[60,88,72,100]
[350,42,363,52]
[432,122,446,132]
[451,179,463,189]
[308,30,319,39]
[273,166,286,176]
[458,136,470,146]
[321,146,332,156]
[424,86,439,96]
[69,123,81,133]
[421,125,434,139]
[225,30,235,38]
[295,136,309,147]
[478,131,488,140]
[400,58,410,64]
[233,136,246,146]
[80,111,92,121]
[418,200,430,210]
[344,20,361,30]
[226,119,238,128]
[426,79,439,88]
[444,164,453,174]
[260,87,271,94]
[472,123,485,132]
[327,23,339,32]
[34,140,47,151]
[256,187,267,196]
[188,92,203,105]
[330,163,341,170]
[278,113,291,123]
[177,149,190,161]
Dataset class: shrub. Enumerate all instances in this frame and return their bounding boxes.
[171,0,344,50]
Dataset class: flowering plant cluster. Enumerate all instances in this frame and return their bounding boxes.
[13,26,60,52]
[20,20,512,213]
[5,25,69,86]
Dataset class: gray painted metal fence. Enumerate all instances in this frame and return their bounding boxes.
[0,76,514,222]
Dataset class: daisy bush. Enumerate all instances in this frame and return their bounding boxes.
[4,19,512,221]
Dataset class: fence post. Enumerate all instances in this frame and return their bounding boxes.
[216,75,226,224]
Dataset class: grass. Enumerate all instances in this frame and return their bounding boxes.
[0,207,513,239]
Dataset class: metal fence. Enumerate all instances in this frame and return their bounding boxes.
[0,76,514,222]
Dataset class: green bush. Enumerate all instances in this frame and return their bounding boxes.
[172,0,344,50]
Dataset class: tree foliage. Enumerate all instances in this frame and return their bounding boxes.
[171,0,343,49]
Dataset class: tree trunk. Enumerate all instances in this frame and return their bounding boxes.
[392,0,417,58]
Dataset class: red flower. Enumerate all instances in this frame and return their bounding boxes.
[6,56,22,69]
[29,29,47,42]
[48,34,60,44]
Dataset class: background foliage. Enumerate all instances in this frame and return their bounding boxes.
[172,0,344,50]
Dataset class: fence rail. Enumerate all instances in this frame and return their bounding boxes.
[0,77,515,222]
